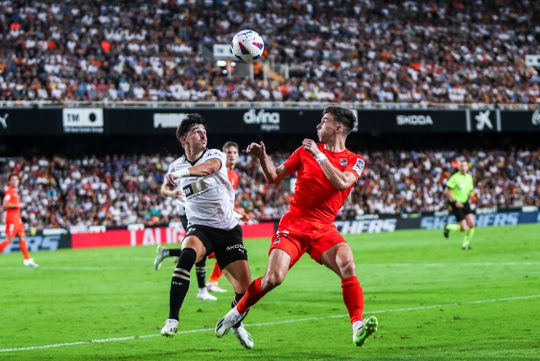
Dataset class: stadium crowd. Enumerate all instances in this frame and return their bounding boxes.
[0,0,539,104]
[1,149,538,228]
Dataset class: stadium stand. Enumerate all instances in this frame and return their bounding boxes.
[0,0,539,103]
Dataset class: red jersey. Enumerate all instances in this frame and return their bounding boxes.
[227,168,239,190]
[3,186,22,223]
[283,144,365,224]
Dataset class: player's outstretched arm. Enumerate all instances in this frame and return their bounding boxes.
[302,139,357,190]
[2,200,23,209]
[168,159,222,182]
[246,141,291,184]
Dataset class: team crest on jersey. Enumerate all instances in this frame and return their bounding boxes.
[339,158,348,166]
[352,158,365,176]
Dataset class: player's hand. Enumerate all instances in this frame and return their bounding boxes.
[18,202,25,208]
[245,141,266,159]
[165,173,177,187]
[455,202,464,208]
[302,139,321,157]
[171,189,185,200]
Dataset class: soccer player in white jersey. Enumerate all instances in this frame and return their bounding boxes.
[159,114,253,349]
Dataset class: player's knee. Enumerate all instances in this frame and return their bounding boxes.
[264,271,285,289]
[460,224,468,232]
[339,259,356,278]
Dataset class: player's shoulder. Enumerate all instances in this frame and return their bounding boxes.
[168,155,187,172]
[203,148,225,160]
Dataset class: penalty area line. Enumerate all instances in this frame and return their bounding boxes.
[1,294,539,353]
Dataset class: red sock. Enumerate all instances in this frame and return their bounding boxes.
[208,263,223,283]
[236,277,268,313]
[341,276,364,324]
[0,240,9,253]
[19,240,30,260]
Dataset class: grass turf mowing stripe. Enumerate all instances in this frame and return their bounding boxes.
[1,294,539,353]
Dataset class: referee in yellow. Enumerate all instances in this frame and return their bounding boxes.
[443,160,476,250]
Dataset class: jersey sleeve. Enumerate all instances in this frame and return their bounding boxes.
[282,146,303,173]
[344,154,366,181]
[3,191,10,203]
[205,149,226,170]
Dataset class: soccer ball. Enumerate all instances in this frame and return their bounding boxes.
[230,30,264,63]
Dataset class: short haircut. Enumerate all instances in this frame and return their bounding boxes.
[223,141,239,152]
[176,113,206,141]
[322,106,356,135]
[8,173,18,181]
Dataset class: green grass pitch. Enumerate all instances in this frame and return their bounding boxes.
[1,224,539,360]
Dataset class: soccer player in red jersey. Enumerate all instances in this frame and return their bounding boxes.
[0,174,38,267]
[215,107,377,347]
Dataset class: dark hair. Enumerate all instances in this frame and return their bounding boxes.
[222,141,239,152]
[8,173,18,181]
[176,113,206,141]
[322,107,356,135]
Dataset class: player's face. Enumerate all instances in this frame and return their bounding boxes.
[459,161,469,173]
[225,146,239,168]
[316,114,338,142]
[183,124,207,151]
[9,176,19,187]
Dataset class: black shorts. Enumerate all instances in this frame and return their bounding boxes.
[180,215,188,231]
[185,224,247,270]
[449,201,473,222]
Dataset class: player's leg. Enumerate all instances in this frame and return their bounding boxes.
[161,234,207,336]
[154,246,182,270]
[0,235,13,253]
[19,232,38,267]
[463,213,475,250]
[206,262,226,292]
[444,204,464,238]
[318,237,377,347]
[195,257,217,301]
[221,260,254,349]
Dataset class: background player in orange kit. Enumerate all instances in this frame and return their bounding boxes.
[215,107,377,348]
[0,174,38,267]
[206,141,241,293]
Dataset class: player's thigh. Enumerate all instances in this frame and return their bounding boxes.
[181,235,207,263]
[5,223,17,239]
[320,242,355,278]
[262,248,292,287]
[459,219,468,231]
[465,213,475,228]
[222,260,251,293]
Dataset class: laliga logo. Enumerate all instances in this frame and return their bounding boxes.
[532,109,540,126]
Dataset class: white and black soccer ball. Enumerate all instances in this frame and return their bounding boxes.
[230,30,264,63]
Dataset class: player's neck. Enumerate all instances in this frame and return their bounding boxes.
[185,147,205,163]
[323,137,346,153]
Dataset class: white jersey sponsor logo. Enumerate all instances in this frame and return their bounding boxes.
[167,149,237,230]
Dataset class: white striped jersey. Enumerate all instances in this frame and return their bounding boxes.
[167,149,237,230]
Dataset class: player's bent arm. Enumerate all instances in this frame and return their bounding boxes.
[2,201,20,209]
[160,180,177,198]
[170,159,222,179]
[260,156,292,184]
[318,159,358,190]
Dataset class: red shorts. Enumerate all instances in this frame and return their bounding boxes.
[207,252,216,259]
[5,221,24,238]
[269,212,346,267]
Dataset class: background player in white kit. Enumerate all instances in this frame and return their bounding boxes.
[159,114,254,349]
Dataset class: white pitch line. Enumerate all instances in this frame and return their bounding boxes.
[1,294,539,353]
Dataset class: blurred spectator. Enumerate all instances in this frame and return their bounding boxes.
[0,1,538,104]
[1,149,538,228]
